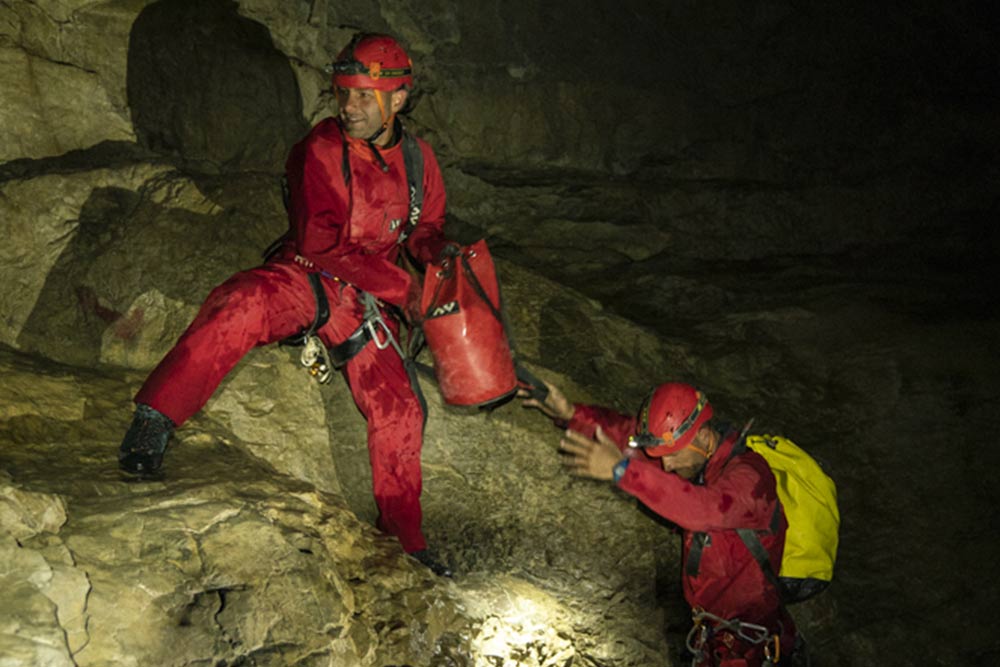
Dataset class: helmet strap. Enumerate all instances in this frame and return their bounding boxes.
[684,442,711,459]
[364,89,397,145]
[684,427,717,460]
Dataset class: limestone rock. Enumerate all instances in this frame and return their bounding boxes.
[0,537,78,667]
[4,161,285,368]
[99,289,199,370]
[0,2,135,161]
[0,473,67,540]
[4,2,998,665]
[0,163,173,354]
[203,347,342,495]
[127,0,308,171]
[1,341,674,667]
[0,41,133,162]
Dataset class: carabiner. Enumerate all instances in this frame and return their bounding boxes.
[735,621,770,645]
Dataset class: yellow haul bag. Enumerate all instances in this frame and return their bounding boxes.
[746,434,840,588]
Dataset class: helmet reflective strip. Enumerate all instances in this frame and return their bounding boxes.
[672,391,708,441]
[331,60,411,79]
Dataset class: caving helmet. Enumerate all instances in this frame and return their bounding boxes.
[628,383,714,457]
[331,32,413,92]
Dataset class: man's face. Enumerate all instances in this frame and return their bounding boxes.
[335,86,405,143]
[659,447,707,480]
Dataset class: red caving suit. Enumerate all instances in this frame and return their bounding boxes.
[567,404,797,666]
[136,118,451,553]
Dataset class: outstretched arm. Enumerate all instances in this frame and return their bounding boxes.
[519,378,638,448]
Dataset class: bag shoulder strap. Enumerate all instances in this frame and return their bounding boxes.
[685,425,780,580]
[399,130,424,243]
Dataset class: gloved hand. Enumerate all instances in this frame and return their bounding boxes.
[518,377,573,423]
[438,242,462,262]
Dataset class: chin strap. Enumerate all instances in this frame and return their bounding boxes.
[364,89,396,145]
[684,441,712,459]
[363,91,401,172]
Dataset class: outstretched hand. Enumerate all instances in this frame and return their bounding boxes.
[559,426,622,481]
[518,379,573,422]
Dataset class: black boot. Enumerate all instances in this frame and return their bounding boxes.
[411,549,453,578]
[118,404,174,475]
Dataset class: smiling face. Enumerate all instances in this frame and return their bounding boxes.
[335,86,408,145]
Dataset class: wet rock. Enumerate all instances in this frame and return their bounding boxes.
[0,2,137,162]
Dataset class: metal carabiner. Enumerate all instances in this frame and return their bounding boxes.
[735,621,771,645]
[299,335,332,384]
[366,317,392,350]
[763,634,780,665]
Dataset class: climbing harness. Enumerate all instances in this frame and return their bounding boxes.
[265,117,424,381]
[686,609,781,666]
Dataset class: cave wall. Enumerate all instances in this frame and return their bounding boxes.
[4,0,995,265]
[5,0,995,176]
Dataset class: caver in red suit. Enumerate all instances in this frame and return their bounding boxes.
[133,116,449,553]
[565,395,797,666]
[134,119,448,553]
[127,31,454,557]
[121,33,455,558]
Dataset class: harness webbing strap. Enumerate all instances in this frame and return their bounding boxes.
[327,322,371,367]
[459,252,506,328]
[278,273,330,345]
[307,273,330,332]
[726,427,784,595]
[686,532,711,578]
[737,517,783,594]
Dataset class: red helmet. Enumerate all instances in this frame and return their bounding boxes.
[331,33,413,92]
[630,383,714,457]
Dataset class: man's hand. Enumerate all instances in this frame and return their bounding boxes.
[559,427,622,481]
[438,242,462,262]
[518,379,573,422]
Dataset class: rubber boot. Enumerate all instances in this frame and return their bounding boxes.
[118,404,174,475]
[411,549,453,577]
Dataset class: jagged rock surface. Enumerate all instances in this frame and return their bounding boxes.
[0,283,687,667]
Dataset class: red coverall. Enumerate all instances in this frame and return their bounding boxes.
[136,118,450,553]
[567,405,797,666]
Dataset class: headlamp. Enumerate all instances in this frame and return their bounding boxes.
[331,60,368,76]
[627,432,668,449]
